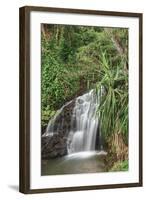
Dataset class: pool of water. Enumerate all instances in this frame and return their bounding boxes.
[41,151,107,176]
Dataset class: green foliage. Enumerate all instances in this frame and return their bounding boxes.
[41,24,128,150]
[110,160,128,171]
[96,51,128,144]
[41,34,81,128]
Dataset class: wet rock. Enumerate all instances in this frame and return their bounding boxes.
[78,98,84,104]
[41,100,75,159]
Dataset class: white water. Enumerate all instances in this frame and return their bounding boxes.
[67,89,100,154]
[42,100,73,137]
[43,89,103,155]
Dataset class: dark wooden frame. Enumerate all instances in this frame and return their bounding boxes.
[19,6,143,194]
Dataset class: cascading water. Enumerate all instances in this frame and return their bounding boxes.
[42,89,107,175]
[42,89,104,158]
[67,89,100,154]
[42,100,73,137]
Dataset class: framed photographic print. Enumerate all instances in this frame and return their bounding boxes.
[19,6,143,194]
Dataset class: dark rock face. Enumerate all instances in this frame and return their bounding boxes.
[41,100,75,159]
[42,135,68,158]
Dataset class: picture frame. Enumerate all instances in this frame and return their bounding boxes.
[19,6,143,194]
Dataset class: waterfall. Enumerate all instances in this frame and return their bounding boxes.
[67,89,100,154]
[42,100,73,137]
[42,89,103,157]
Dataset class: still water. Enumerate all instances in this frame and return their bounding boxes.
[42,151,107,175]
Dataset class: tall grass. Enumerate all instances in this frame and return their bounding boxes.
[96,52,128,145]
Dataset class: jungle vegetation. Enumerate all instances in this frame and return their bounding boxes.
[41,24,128,171]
